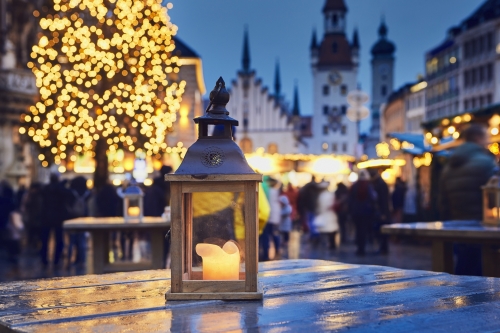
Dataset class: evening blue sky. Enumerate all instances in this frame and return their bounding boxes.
[169,0,483,132]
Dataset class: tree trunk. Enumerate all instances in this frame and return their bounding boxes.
[94,138,109,190]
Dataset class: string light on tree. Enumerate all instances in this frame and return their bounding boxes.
[22,0,185,185]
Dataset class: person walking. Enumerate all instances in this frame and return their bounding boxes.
[297,177,321,235]
[348,170,377,256]
[439,124,497,276]
[67,176,91,267]
[391,177,407,224]
[21,182,44,253]
[368,168,391,254]
[333,182,350,243]
[40,173,73,267]
[260,177,281,261]
[278,189,293,257]
[312,182,338,250]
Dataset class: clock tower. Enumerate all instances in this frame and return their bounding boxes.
[365,17,396,158]
[304,0,360,155]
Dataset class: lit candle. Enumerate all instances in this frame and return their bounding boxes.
[195,241,240,280]
[491,208,499,219]
[128,206,140,217]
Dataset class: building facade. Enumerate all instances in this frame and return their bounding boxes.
[425,0,499,122]
[167,37,206,149]
[0,0,40,187]
[405,81,427,133]
[365,19,396,158]
[227,31,300,155]
[303,0,359,155]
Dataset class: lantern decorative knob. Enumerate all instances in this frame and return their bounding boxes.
[207,77,230,115]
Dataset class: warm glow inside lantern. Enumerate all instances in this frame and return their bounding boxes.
[123,182,144,222]
[483,175,500,225]
[165,77,263,301]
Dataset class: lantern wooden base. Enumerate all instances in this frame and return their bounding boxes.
[165,288,263,301]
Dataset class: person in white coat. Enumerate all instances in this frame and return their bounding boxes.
[312,182,339,250]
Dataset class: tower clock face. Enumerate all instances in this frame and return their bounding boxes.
[379,64,389,75]
[328,70,342,86]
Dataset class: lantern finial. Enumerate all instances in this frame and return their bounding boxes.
[207,77,230,115]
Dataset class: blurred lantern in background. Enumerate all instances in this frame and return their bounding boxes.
[483,175,500,225]
[123,181,144,222]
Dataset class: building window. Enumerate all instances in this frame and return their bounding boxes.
[471,68,477,86]
[464,100,469,110]
[478,36,484,54]
[464,71,470,87]
[342,142,347,152]
[323,85,330,96]
[323,125,329,135]
[243,118,249,128]
[487,94,493,105]
[323,105,329,115]
[487,32,494,51]
[340,85,347,96]
[479,96,485,107]
[487,63,493,81]
[471,98,476,109]
[381,85,387,96]
[341,125,347,135]
[479,66,485,83]
[332,14,338,26]
[332,143,338,152]
[341,105,347,115]
[332,42,338,53]
[267,143,278,154]
[240,138,253,154]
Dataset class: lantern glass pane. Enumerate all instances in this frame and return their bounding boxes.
[186,191,246,281]
[127,197,141,217]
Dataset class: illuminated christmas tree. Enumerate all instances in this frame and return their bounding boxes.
[22,0,185,188]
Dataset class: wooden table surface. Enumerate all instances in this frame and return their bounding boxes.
[63,217,170,274]
[2,259,500,332]
[64,216,170,230]
[382,220,500,277]
[381,220,500,241]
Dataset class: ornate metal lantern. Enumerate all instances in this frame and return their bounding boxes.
[483,175,500,225]
[123,182,144,222]
[165,77,262,301]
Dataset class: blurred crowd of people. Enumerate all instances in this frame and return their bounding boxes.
[259,168,407,260]
[0,165,173,272]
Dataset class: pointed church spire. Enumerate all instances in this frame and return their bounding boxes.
[378,16,388,38]
[242,27,251,72]
[274,59,281,97]
[310,29,318,49]
[352,28,359,49]
[292,83,300,116]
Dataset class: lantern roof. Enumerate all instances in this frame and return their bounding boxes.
[172,77,258,176]
[483,175,500,189]
[123,182,144,196]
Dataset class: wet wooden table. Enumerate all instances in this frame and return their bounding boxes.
[382,220,500,277]
[63,217,170,274]
[2,259,500,332]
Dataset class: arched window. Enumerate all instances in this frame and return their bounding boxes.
[240,138,253,154]
[267,143,278,154]
[332,42,338,53]
[332,14,338,26]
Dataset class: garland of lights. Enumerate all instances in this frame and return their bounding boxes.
[22,0,185,167]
